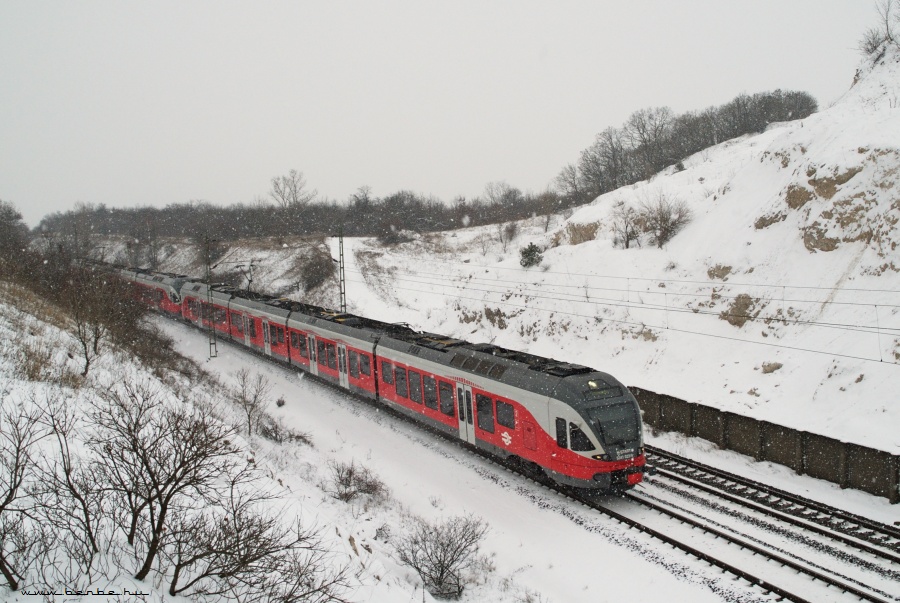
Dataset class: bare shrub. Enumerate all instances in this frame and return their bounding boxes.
[88,379,237,581]
[859,0,900,56]
[163,468,348,602]
[638,193,692,248]
[33,395,111,583]
[610,202,640,249]
[301,245,336,291]
[0,400,51,591]
[15,337,55,382]
[497,222,519,253]
[233,368,272,435]
[258,413,313,446]
[326,460,388,503]
[477,232,491,256]
[394,514,489,599]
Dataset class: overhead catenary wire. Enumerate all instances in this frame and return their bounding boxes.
[343,267,900,337]
[340,255,899,366]
[340,276,894,365]
[418,256,900,295]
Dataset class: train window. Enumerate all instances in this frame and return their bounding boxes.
[584,380,623,401]
[249,319,257,338]
[569,423,595,452]
[382,361,394,384]
[216,308,227,324]
[298,335,308,358]
[408,370,423,403]
[423,376,438,410]
[327,344,337,370]
[394,367,408,397]
[232,313,244,333]
[476,394,495,433]
[496,400,515,430]
[349,351,359,378]
[317,341,327,366]
[269,324,277,343]
[555,418,568,448]
[359,354,371,376]
[277,327,284,344]
[587,403,639,446]
[290,332,299,348]
[439,382,455,417]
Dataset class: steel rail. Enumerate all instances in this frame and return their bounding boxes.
[646,445,900,551]
[651,466,900,564]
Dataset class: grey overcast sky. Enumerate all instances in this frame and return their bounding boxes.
[0,1,872,227]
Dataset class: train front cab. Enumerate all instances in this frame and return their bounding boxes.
[547,374,648,492]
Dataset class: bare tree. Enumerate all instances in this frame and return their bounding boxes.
[270,169,317,235]
[163,465,348,602]
[395,514,489,599]
[34,396,109,583]
[610,201,641,249]
[497,222,518,253]
[0,400,50,591]
[0,200,29,278]
[270,169,317,210]
[233,368,272,435]
[638,193,693,248]
[553,164,583,203]
[860,0,900,54]
[625,107,674,179]
[66,272,109,377]
[88,380,237,581]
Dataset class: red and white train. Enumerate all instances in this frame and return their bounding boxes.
[114,264,648,492]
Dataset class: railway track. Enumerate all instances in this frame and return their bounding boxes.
[167,317,899,603]
[646,445,900,557]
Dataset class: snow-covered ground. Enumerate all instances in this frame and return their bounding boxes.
[0,281,802,603]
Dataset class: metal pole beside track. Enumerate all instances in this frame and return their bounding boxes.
[205,235,218,359]
[338,227,347,314]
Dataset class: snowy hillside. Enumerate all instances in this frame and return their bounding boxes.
[103,48,899,459]
[335,47,900,455]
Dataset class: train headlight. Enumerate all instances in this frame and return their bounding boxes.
[592,453,610,461]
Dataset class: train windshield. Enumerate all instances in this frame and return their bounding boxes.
[586,403,639,447]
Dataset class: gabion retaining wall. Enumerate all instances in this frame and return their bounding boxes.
[630,386,900,504]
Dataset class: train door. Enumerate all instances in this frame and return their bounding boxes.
[337,344,349,389]
[456,383,476,444]
[242,316,250,346]
[307,334,318,376]
[262,318,272,356]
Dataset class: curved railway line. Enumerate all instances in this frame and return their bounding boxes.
[168,316,899,603]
